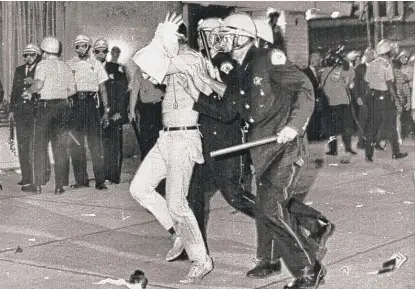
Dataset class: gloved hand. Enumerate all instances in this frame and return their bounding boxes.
[277,126,298,144]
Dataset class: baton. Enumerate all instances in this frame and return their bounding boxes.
[68,132,80,146]
[199,30,212,63]
[210,135,283,158]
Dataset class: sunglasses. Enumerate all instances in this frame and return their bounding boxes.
[74,44,88,50]
[23,53,37,58]
[94,49,108,54]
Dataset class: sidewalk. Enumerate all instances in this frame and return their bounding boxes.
[0,139,414,289]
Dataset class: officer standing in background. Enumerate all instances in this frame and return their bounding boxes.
[66,34,110,190]
[22,36,76,194]
[93,38,128,184]
[110,46,121,64]
[9,44,46,190]
[128,67,165,160]
[364,40,408,162]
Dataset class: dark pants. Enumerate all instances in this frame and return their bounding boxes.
[357,102,369,147]
[33,100,70,187]
[364,90,400,158]
[103,122,123,183]
[189,151,256,241]
[255,153,319,277]
[70,94,105,186]
[137,100,163,160]
[15,104,35,184]
[327,104,353,153]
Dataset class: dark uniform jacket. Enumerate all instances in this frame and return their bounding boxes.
[10,64,37,116]
[244,50,315,177]
[104,62,129,124]
[192,51,253,157]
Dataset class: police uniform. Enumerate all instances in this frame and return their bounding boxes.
[232,49,332,287]
[364,56,401,159]
[190,48,256,239]
[354,62,369,148]
[10,45,48,186]
[31,48,75,192]
[66,36,109,188]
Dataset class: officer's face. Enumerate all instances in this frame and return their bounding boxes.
[74,43,90,58]
[111,51,120,62]
[94,47,108,63]
[23,53,38,65]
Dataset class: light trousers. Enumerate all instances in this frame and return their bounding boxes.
[130,129,208,262]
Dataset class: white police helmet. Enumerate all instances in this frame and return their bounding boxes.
[73,34,92,46]
[40,37,60,54]
[23,43,41,55]
[93,38,109,50]
[376,41,391,55]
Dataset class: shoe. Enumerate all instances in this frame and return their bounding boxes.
[0,183,2,190]
[17,180,30,186]
[325,151,337,156]
[310,221,335,261]
[246,259,282,279]
[54,187,65,195]
[345,149,357,155]
[356,141,365,149]
[374,143,385,151]
[70,182,89,189]
[283,262,325,289]
[365,156,373,162]
[392,152,408,160]
[95,183,107,190]
[21,184,42,194]
[179,256,213,284]
[166,236,184,262]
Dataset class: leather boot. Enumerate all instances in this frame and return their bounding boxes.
[283,262,326,289]
[246,259,282,279]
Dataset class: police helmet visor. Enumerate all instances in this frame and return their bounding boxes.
[23,53,37,59]
[94,48,109,55]
[74,43,89,50]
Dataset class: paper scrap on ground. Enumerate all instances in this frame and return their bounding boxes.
[341,266,349,275]
[368,188,394,195]
[81,214,96,217]
[15,169,22,174]
[122,212,130,220]
[362,173,368,176]
[28,238,36,242]
[377,253,407,274]
[305,201,313,206]
[328,163,339,166]
[356,204,363,208]
[403,201,414,205]
[94,278,142,289]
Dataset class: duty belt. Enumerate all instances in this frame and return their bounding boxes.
[76,91,97,100]
[163,126,198,132]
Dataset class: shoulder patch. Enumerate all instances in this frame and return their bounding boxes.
[118,66,124,73]
[220,61,234,74]
[271,49,287,65]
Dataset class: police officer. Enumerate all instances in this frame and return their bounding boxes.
[66,34,110,190]
[110,46,121,64]
[364,41,408,162]
[9,44,46,190]
[187,15,256,246]
[22,37,76,194]
[93,38,128,184]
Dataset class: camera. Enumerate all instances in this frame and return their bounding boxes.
[321,45,346,68]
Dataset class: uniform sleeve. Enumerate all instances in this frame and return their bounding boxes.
[286,72,315,135]
[193,92,239,123]
[96,62,109,84]
[35,62,46,83]
[10,69,20,113]
[66,65,77,97]
[384,62,394,83]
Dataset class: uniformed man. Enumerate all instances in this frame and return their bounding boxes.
[22,37,76,194]
[110,46,121,64]
[93,38,128,184]
[66,34,110,190]
[364,41,408,162]
[129,13,213,284]
[187,15,256,246]
[9,43,48,190]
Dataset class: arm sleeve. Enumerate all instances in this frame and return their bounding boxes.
[10,70,19,113]
[384,64,394,83]
[34,63,46,83]
[193,92,239,123]
[66,66,77,97]
[96,63,109,84]
[286,74,316,135]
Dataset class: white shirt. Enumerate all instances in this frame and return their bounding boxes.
[66,56,108,92]
[35,56,76,100]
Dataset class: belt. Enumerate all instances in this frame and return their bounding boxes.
[163,125,198,132]
[74,91,97,100]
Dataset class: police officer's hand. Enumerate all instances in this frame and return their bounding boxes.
[277,126,298,144]
[404,102,411,111]
[128,112,136,123]
[102,112,110,128]
[357,97,363,106]
[8,112,14,123]
[111,113,122,122]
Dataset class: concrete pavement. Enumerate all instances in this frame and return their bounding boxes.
[0,139,414,289]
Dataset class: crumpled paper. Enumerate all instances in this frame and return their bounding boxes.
[94,278,142,289]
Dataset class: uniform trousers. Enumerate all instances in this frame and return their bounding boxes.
[130,129,208,263]
[103,122,123,183]
[327,104,353,152]
[70,94,105,186]
[364,90,400,158]
[15,103,35,184]
[33,100,70,187]
[255,152,318,277]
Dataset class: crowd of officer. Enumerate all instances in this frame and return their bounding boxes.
[3,8,415,289]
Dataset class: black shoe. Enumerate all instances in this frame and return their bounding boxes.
[356,141,365,149]
[17,180,30,186]
[21,184,42,194]
[70,182,89,189]
[325,151,337,156]
[283,262,325,289]
[345,149,357,155]
[54,187,65,195]
[95,183,107,190]
[374,143,385,151]
[365,156,373,162]
[0,183,2,190]
[246,259,282,279]
[392,152,408,160]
